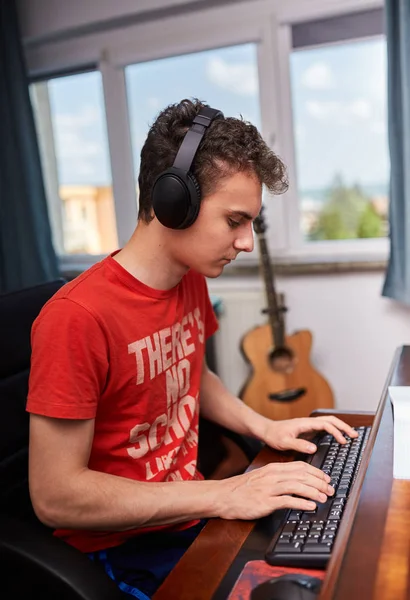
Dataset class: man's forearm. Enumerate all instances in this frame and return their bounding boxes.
[199,366,269,441]
[32,468,222,531]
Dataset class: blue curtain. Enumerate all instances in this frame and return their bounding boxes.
[382,0,410,304]
[0,1,59,294]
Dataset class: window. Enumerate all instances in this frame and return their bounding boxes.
[25,2,390,266]
[125,43,261,189]
[31,72,119,255]
[289,15,389,243]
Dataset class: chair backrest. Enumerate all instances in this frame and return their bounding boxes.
[0,279,66,524]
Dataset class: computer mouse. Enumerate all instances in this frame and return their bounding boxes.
[250,573,322,600]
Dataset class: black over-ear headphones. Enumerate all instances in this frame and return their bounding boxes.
[151,106,224,229]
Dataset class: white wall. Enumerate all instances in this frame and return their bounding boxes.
[208,271,410,413]
[17,0,205,43]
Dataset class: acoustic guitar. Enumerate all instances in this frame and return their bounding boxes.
[239,205,334,420]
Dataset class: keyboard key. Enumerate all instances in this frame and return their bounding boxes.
[296,528,310,535]
[302,543,332,553]
[276,542,303,553]
[283,521,298,532]
[312,501,331,521]
[310,441,331,470]
[288,511,302,520]
[335,489,348,499]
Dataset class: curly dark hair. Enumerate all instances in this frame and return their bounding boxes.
[137,98,288,222]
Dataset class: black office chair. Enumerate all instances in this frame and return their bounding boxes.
[0,278,261,599]
[198,417,262,479]
[0,279,124,600]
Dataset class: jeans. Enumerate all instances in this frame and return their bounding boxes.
[89,520,206,599]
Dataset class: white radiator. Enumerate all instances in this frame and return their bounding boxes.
[210,287,266,397]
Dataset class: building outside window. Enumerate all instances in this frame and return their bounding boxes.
[31,71,118,255]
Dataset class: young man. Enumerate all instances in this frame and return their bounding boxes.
[27,99,357,599]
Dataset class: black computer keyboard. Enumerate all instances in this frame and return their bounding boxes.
[265,425,371,569]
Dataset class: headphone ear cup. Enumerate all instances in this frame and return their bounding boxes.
[152,167,201,229]
[182,171,201,229]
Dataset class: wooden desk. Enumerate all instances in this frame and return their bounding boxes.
[154,346,410,600]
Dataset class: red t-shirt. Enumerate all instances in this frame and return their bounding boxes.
[26,254,218,552]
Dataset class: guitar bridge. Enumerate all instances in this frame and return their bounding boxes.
[269,388,307,402]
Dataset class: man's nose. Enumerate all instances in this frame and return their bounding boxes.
[234,223,254,253]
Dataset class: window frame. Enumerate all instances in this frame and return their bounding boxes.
[25,0,387,272]
[276,23,389,262]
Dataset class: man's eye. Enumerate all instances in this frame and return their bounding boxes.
[228,218,241,229]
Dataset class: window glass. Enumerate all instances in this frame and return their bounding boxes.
[290,38,389,241]
[125,43,261,184]
[31,72,118,255]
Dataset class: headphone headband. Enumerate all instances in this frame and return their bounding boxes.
[173,107,224,171]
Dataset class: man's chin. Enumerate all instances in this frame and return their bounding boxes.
[193,263,225,278]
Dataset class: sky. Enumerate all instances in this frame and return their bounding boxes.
[290,37,389,191]
[45,38,389,192]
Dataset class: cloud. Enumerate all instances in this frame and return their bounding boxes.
[294,124,307,144]
[370,121,387,135]
[346,99,372,119]
[72,162,98,177]
[52,105,109,184]
[206,56,258,96]
[147,97,161,110]
[54,105,100,129]
[56,130,100,161]
[302,62,335,90]
[306,101,341,120]
[364,40,387,105]
[306,98,373,121]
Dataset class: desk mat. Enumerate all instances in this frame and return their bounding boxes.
[227,560,325,599]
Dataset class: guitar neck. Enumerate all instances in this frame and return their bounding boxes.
[256,233,286,348]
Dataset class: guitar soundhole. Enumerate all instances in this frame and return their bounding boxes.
[268,346,295,374]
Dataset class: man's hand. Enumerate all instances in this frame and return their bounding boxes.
[260,415,358,455]
[214,460,335,520]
